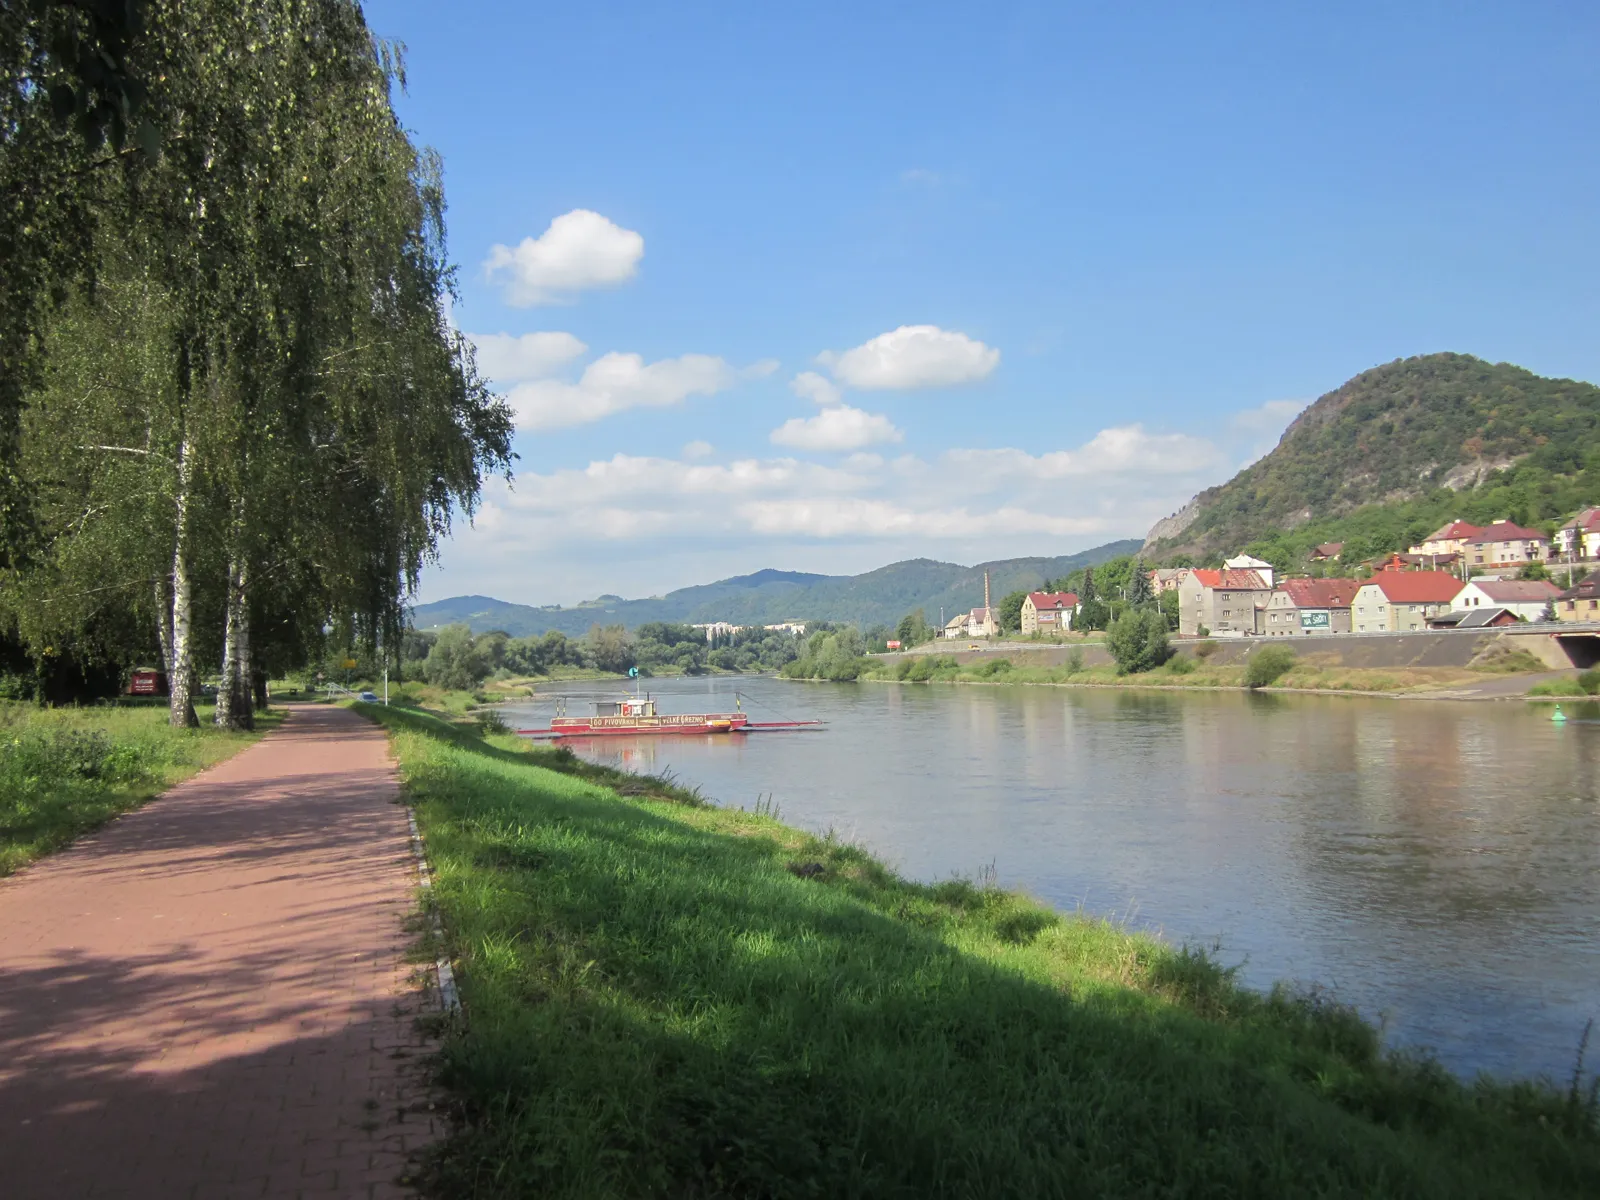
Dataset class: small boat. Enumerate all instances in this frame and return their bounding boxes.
[517,691,821,739]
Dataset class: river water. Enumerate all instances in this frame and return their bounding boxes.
[502,678,1600,1083]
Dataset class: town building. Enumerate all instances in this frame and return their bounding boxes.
[1020,591,1078,635]
[1178,568,1272,636]
[1453,578,1561,622]
[1461,520,1549,569]
[1350,571,1464,632]
[763,622,808,635]
[1556,571,1600,623]
[1308,542,1344,562]
[1223,553,1275,588]
[1149,568,1190,594]
[1555,507,1600,562]
[692,622,743,642]
[1262,578,1359,636]
[1409,520,1484,558]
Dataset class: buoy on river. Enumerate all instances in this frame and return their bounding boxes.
[1551,705,1567,724]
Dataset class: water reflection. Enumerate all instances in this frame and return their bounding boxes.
[503,679,1600,1080]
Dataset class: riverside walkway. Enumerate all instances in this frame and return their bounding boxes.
[0,705,438,1199]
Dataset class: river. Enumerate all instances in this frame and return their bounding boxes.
[501,677,1600,1083]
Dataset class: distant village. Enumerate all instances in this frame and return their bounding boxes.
[945,508,1600,642]
[684,509,1600,647]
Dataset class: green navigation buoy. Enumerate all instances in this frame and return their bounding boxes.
[1552,704,1568,724]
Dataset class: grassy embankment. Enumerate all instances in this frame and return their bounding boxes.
[361,701,1600,1198]
[0,701,279,876]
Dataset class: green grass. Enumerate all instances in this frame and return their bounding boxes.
[360,702,1600,1198]
[0,700,279,876]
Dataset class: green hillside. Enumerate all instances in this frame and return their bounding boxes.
[1148,353,1600,560]
[413,541,1141,636]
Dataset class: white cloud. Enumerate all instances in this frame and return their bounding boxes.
[419,401,1279,604]
[821,325,999,389]
[484,210,644,306]
[790,370,843,407]
[682,440,715,459]
[770,405,904,452]
[508,352,740,431]
[944,425,1224,482]
[467,331,587,382]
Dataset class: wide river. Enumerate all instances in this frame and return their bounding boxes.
[503,677,1600,1083]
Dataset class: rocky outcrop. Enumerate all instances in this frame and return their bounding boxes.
[1142,498,1204,550]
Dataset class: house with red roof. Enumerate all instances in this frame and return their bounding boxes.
[1462,520,1549,569]
[1263,578,1360,636]
[1556,507,1600,561]
[1177,568,1272,636]
[1454,578,1561,622]
[1020,591,1078,635]
[1408,519,1484,558]
[1350,571,1465,632]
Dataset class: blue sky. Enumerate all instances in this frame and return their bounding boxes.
[367,1,1600,604]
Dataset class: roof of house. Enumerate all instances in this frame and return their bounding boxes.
[1558,570,1600,601]
[1363,571,1465,603]
[1457,607,1521,627]
[1465,520,1548,544]
[1310,542,1344,557]
[1421,519,1484,542]
[1560,507,1600,532]
[1397,551,1461,566]
[1152,568,1188,580]
[1190,568,1271,590]
[1275,578,1360,608]
[1026,591,1078,611]
[1466,578,1562,603]
[1224,554,1273,570]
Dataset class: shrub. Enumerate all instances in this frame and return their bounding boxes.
[1064,647,1084,675]
[1579,668,1600,695]
[1193,639,1218,660]
[1164,655,1195,675]
[1245,645,1297,689]
[1105,609,1172,675]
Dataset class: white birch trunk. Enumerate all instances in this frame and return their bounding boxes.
[168,432,198,728]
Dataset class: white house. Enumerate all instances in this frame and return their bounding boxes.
[1453,578,1562,622]
[1350,571,1464,632]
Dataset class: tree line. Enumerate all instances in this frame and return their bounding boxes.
[400,622,809,690]
[1,1,513,725]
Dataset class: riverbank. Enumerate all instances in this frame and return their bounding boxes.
[364,701,1599,1198]
[0,701,279,876]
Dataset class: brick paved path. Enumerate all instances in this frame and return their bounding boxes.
[0,705,440,1199]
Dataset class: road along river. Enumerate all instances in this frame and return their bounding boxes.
[503,677,1600,1083]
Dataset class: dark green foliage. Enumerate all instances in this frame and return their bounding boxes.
[1246,646,1298,689]
[1153,354,1600,560]
[894,609,934,647]
[1105,608,1172,674]
[1129,560,1156,607]
[997,590,1027,633]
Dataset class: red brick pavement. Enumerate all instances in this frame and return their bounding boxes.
[0,704,441,1199]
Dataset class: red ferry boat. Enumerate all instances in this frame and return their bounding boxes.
[518,692,819,739]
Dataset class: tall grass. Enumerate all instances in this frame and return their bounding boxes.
[0,702,274,875]
[362,703,1600,1199]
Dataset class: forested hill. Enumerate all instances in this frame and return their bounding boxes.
[414,541,1142,636]
[1145,353,1600,558]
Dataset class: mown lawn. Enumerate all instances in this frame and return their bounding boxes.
[364,703,1600,1199]
[0,701,278,876]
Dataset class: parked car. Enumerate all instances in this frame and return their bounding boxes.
[358,690,378,702]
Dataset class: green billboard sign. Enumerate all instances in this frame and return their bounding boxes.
[1300,610,1331,629]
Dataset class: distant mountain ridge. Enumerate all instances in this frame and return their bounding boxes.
[413,541,1142,637]
[1144,353,1600,557]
